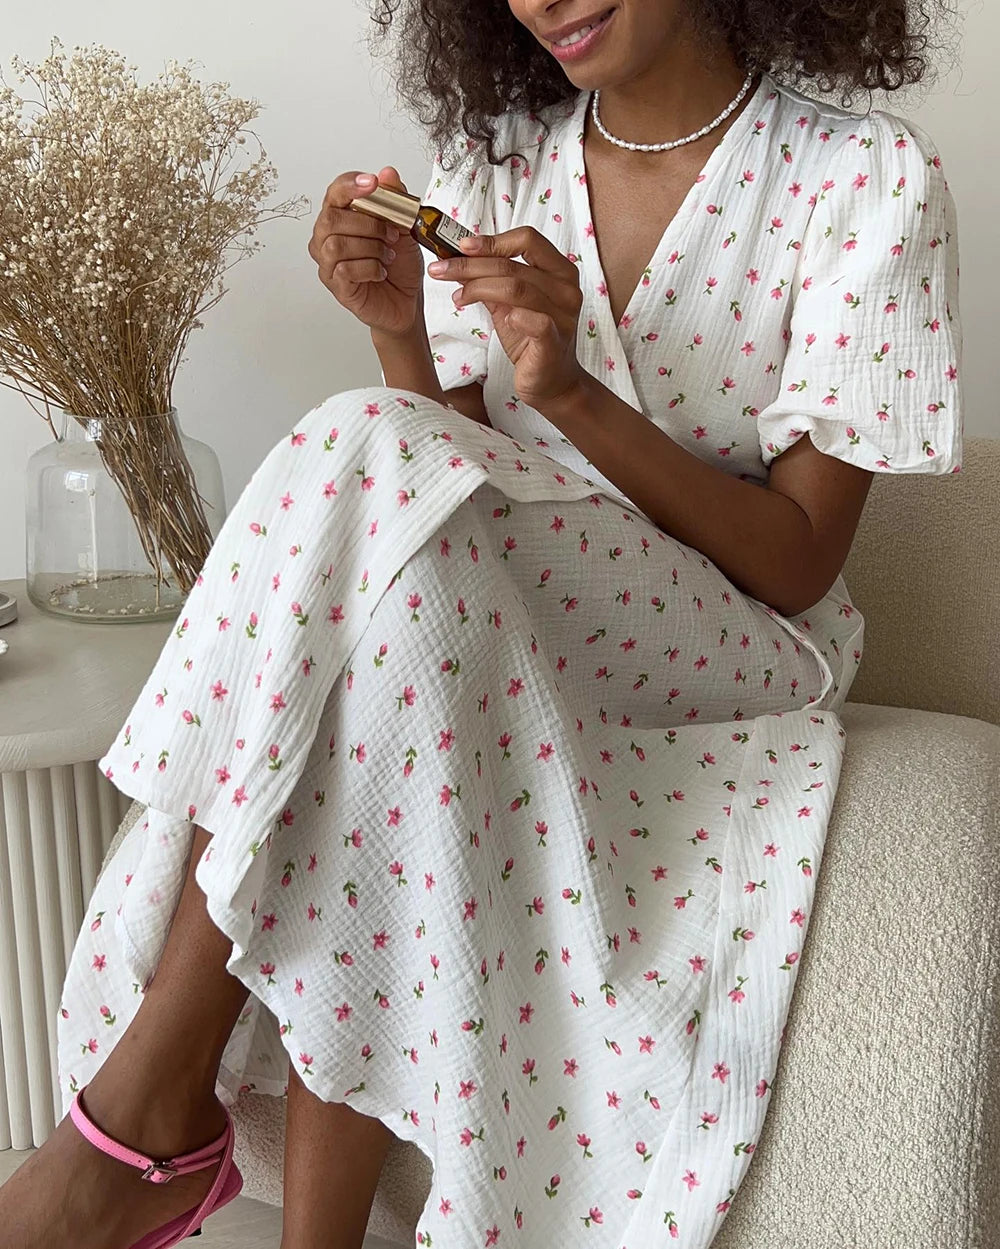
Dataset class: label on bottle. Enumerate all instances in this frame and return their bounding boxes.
[435,214,475,248]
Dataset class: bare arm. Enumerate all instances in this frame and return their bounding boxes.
[539,371,872,618]
[371,297,493,427]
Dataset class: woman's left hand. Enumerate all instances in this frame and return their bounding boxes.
[427,227,585,412]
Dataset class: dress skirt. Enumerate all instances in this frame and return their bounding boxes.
[57,386,860,1248]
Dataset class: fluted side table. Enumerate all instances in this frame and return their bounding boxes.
[0,578,173,1149]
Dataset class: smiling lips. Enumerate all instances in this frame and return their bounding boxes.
[546,7,615,47]
[546,8,616,61]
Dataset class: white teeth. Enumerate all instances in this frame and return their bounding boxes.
[557,24,594,46]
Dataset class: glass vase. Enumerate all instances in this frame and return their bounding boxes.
[25,407,227,623]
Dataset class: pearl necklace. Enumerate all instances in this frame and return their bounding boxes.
[591,71,756,153]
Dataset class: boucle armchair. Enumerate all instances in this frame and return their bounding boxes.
[102,435,1000,1248]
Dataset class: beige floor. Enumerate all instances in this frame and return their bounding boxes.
[0,1148,397,1248]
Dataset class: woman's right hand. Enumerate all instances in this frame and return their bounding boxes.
[308,167,425,337]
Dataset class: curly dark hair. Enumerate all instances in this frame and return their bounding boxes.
[368,0,959,169]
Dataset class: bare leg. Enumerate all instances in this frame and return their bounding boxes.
[0,823,249,1249]
[280,1065,395,1249]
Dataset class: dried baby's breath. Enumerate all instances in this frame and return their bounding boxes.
[0,36,310,596]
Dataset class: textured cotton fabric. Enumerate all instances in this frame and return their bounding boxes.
[423,70,963,488]
[58,71,960,1249]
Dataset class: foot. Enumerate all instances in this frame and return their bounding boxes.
[0,1085,233,1249]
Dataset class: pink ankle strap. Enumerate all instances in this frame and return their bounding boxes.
[70,1087,232,1186]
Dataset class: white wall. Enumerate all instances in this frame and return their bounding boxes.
[1,0,995,580]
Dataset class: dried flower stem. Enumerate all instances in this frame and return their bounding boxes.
[0,37,310,595]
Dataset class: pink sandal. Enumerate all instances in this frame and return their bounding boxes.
[69,1085,244,1247]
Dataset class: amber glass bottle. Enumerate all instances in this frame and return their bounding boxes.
[350,186,477,260]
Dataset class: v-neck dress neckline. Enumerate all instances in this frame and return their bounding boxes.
[569,71,776,335]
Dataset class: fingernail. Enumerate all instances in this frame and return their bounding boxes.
[355,173,375,186]
[386,226,400,243]
[460,236,482,251]
[427,260,449,275]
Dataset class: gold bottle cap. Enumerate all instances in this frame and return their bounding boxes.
[349,186,420,231]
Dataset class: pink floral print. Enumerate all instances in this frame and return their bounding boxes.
[57,66,959,1249]
[422,70,963,494]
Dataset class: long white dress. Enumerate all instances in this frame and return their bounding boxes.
[57,70,962,1248]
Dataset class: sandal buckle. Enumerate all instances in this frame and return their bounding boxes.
[141,1161,178,1183]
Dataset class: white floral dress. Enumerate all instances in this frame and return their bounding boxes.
[57,70,962,1248]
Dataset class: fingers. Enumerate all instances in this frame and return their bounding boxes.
[453,276,562,318]
[310,231,397,284]
[448,267,583,318]
[458,227,579,281]
[321,170,392,213]
[331,257,389,288]
[376,165,408,193]
[308,170,405,274]
[503,307,558,341]
[426,256,581,317]
[308,205,397,260]
[311,171,399,244]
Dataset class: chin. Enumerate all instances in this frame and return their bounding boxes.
[554,50,627,90]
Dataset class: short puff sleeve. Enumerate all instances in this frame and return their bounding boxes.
[756,112,963,475]
[419,133,514,392]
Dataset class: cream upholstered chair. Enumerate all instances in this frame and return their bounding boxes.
[102,436,1000,1248]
